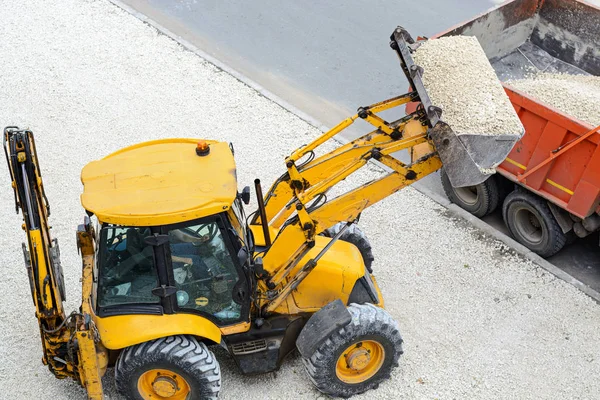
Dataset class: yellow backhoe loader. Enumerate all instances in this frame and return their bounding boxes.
[4,28,517,399]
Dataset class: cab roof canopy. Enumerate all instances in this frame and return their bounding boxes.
[80,139,237,226]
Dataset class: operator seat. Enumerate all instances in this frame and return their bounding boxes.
[116,228,153,275]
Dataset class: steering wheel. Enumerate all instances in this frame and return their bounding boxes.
[191,223,219,245]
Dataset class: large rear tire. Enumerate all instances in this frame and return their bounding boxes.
[301,303,403,398]
[502,190,566,257]
[441,168,500,217]
[115,335,221,400]
[322,223,375,272]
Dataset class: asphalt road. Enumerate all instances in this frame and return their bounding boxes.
[121,0,496,132]
[119,0,600,292]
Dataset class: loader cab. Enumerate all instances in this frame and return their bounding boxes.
[79,138,253,326]
[95,213,250,324]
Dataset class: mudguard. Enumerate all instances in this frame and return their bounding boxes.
[296,299,352,358]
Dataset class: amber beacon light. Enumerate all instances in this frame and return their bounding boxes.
[196,140,210,156]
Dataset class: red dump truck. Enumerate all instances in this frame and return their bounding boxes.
[427,0,600,257]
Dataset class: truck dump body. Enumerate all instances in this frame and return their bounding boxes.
[436,0,600,219]
[440,0,599,79]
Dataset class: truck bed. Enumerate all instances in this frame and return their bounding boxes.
[438,0,599,80]
[492,40,590,82]
[435,0,600,219]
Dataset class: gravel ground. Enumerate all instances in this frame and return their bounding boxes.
[414,36,524,136]
[1,1,600,399]
[507,73,600,127]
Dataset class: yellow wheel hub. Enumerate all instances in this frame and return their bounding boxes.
[336,340,385,384]
[137,368,191,400]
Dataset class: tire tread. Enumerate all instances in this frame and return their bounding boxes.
[302,304,403,398]
[115,335,221,400]
[322,223,375,272]
[441,168,500,217]
[502,190,566,257]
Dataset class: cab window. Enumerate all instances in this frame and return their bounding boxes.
[97,226,159,307]
[231,198,245,233]
[168,220,242,322]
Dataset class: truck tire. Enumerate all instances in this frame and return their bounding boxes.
[441,168,500,217]
[301,303,403,398]
[322,223,375,272]
[502,190,566,257]
[115,335,221,400]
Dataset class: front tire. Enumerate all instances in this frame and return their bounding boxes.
[441,168,500,217]
[115,335,221,400]
[301,303,403,398]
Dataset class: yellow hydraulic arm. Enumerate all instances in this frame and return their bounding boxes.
[4,127,105,399]
[250,27,472,314]
[253,93,445,313]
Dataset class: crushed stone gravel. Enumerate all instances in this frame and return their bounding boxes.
[413,36,524,136]
[507,73,600,127]
[1,1,600,399]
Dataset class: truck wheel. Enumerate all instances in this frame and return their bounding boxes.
[322,223,375,272]
[301,303,403,398]
[441,168,500,217]
[502,190,566,257]
[115,335,221,400]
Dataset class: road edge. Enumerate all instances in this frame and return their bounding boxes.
[417,185,600,303]
[106,0,600,304]
[107,0,330,133]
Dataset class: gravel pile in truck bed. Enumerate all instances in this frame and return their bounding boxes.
[507,73,600,127]
[1,1,600,399]
[413,36,523,136]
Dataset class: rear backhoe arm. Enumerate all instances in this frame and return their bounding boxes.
[4,127,105,399]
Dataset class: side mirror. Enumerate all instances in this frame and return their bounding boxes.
[232,279,248,305]
[240,186,251,205]
[237,247,249,267]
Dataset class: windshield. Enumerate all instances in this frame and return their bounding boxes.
[97,226,159,308]
[169,220,242,322]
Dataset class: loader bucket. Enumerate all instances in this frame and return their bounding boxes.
[427,123,521,187]
[390,27,523,187]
